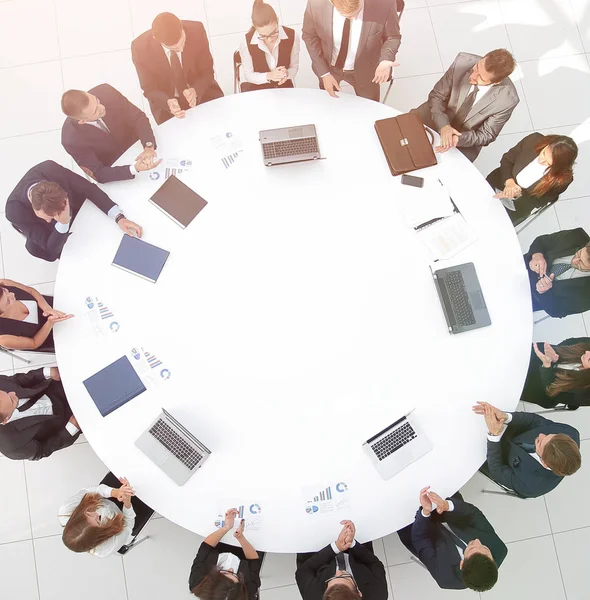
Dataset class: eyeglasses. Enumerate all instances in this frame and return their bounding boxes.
[258,29,279,40]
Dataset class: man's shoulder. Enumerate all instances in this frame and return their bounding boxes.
[450,52,481,71]
[182,20,206,36]
[131,29,154,53]
[7,161,62,203]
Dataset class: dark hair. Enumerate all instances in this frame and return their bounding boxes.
[530,135,577,197]
[461,553,498,592]
[152,12,183,46]
[483,49,516,83]
[252,0,278,28]
[542,433,581,476]
[191,568,248,600]
[61,90,90,118]
[322,586,362,600]
[545,342,590,397]
[30,181,68,217]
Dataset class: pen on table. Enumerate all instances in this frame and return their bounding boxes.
[414,216,445,231]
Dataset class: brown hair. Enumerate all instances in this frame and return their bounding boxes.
[332,0,363,14]
[545,342,590,397]
[61,90,90,118]
[483,49,516,83]
[30,181,68,217]
[61,493,124,553]
[322,586,362,600]
[152,12,183,46]
[252,0,278,28]
[542,434,581,476]
[192,568,248,600]
[529,135,577,197]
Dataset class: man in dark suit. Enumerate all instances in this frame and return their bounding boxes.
[302,0,401,102]
[414,49,519,161]
[61,84,161,184]
[0,367,80,460]
[398,487,506,591]
[5,160,143,262]
[524,227,590,318]
[474,402,581,498]
[296,519,387,600]
[131,12,223,125]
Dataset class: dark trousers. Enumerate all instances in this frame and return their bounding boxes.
[241,79,295,93]
[296,540,375,569]
[318,68,380,102]
[153,81,225,125]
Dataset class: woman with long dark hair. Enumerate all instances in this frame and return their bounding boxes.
[486,133,578,226]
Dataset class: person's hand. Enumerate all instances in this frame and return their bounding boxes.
[427,490,449,514]
[118,218,143,239]
[473,401,508,421]
[321,73,341,98]
[536,273,554,294]
[372,60,399,84]
[544,343,560,364]
[134,147,162,172]
[55,200,71,225]
[480,402,506,436]
[167,98,186,119]
[234,518,245,539]
[336,520,355,551]
[68,415,80,430]
[501,178,522,199]
[419,486,433,516]
[533,342,552,368]
[41,305,66,319]
[529,253,547,277]
[183,87,197,108]
[112,477,135,502]
[276,67,289,85]
[224,508,239,531]
[267,67,287,82]
[47,313,74,324]
[49,366,61,381]
[436,125,461,152]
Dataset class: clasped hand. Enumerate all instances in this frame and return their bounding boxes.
[335,520,356,552]
[134,147,162,172]
[267,66,289,85]
[493,178,522,200]
[222,508,246,539]
[533,342,559,368]
[435,125,461,153]
[472,401,507,436]
[419,486,449,516]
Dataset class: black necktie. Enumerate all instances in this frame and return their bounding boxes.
[169,51,187,98]
[336,553,347,571]
[451,85,479,129]
[335,18,352,70]
[518,441,536,453]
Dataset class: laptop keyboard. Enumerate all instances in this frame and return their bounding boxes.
[371,422,417,461]
[443,270,476,326]
[149,420,202,470]
[262,137,319,159]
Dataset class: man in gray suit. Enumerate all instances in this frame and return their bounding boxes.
[302,0,401,102]
[415,50,519,162]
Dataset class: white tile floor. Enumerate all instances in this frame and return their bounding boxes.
[1,0,590,598]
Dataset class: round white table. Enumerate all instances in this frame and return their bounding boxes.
[54,89,532,553]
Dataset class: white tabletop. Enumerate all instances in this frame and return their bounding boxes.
[54,89,532,553]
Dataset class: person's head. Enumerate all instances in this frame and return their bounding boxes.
[545,341,590,397]
[331,0,364,19]
[152,12,186,51]
[62,493,124,553]
[571,243,590,272]
[29,181,68,222]
[469,49,516,86]
[61,90,106,123]
[0,286,17,316]
[191,567,248,600]
[530,135,578,196]
[252,0,280,43]
[0,389,19,424]
[460,539,498,591]
[536,432,581,475]
[322,572,362,599]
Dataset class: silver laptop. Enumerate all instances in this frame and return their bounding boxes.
[259,124,321,166]
[362,411,432,480]
[135,408,211,485]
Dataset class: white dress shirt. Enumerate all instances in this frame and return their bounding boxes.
[330,7,365,72]
[552,255,590,281]
[161,44,184,98]
[467,83,493,107]
[516,156,547,189]
[21,300,39,325]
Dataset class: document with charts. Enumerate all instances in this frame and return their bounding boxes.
[85,296,121,336]
[148,157,193,182]
[417,212,478,261]
[127,346,171,387]
[302,481,351,516]
[214,501,264,531]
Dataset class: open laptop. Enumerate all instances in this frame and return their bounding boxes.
[135,408,211,485]
[362,411,432,480]
[432,262,491,334]
[259,124,321,166]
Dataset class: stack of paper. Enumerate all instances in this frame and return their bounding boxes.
[399,179,456,228]
[417,213,477,261]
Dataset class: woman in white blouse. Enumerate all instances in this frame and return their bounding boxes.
[238,0,300,92]
[59,477,135,558]
[486,133,577,226]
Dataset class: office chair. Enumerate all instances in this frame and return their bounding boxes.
[0,346,31,364]
[382,0,405,104]
[479,468,525,498]
[514,200,553,234]
[537,403,580,414]
[410,555,428,570]
[533,310,551,325]
[233,50,242,94]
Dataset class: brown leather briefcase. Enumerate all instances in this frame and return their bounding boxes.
[374,112,437,176]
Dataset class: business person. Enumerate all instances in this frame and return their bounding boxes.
[238,0,300,92]
[398,488,507,591]
[487,133,577,226]
[302,0,401,102]
[132,12,223,125]
[524,227,590,318]
[190,508,262,600]
[0,367,80,460]
[61,84,161,183]
[6,161,143,262]
[296,520,387,600]
[414,49,518,161]
[474,402,581,498]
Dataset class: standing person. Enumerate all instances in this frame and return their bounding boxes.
[132,12,224,125]
[302,0,401,102]
[238,0,300,92]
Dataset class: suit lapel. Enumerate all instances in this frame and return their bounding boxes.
[464,86,501,122]
[356,4,372,62]
[455,71,472,112]
[151,37,174,92]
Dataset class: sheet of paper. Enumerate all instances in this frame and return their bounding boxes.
[149,157,193,182]
[399,179,456,228]
[128,346,171,387]
[210,132,244,169]
[214,502,264,531]
[302,481,351,517]
[85,296,121,336]
[417,212,478,261]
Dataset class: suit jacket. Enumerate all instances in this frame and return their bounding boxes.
[61,83,156,184]
[296,542,388,600]
[5,160,116,262]
[302,0,401,86]
[0,369,79,460]
[410,495,507,590]
[487,411,580,498]
[524,227,590,318]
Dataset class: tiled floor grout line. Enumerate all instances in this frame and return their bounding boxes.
[22,463,42,600]
[425,3,445,76]
[544,495,569,599]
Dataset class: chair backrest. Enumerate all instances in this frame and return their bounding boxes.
[515,201,553,235]
[233,50,242,95]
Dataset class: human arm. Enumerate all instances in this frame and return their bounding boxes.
[527,228,589,260]
[426,57,459,130]
[131,38,171,117]
[295,544,337,597]
[188,541,219,590]
[234,519,259,559]
[203,508,238,548]
[186,22,217,102]
[301,2,331,79]
[287,32,301,82]
[10,424,80,461]
[0,317,70,351]
[239,40,269,85]
[378,5,402,64]
[456,103,518,150]
[0,279,57,317]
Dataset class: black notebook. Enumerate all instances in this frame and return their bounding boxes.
[83,356,146,417]
[149,175,208,229]
[112,235,170,283]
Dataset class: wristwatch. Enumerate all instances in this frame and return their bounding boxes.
[144,142,154,149]
[115,213,126,224]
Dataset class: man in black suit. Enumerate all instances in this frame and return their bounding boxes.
[5,160,143,262]
[296,520,387,600]
[398,487,506,591]
[61,84,161,184]
[0,367,80,460]
[524,227,590,318]
[131,12,223,125]
[474,402,581,498]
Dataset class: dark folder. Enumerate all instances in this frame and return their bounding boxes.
[83,356,146,417]
[149,175,208,229]
[112,235,170,283]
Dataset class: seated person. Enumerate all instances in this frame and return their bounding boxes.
[524,227,590,318]
[238,0,300,92]
[487,133,577,226]
[296,519,387,600]
[0,279,72,351]
[189,508,262,600]
[398,487,506,591]
[0,366,80,460]
[414,49,518,162]
[473,401,581,498]
[6,160,142,262]
[61,84,161,183]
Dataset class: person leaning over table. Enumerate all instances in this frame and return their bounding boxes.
[189,508,262,600]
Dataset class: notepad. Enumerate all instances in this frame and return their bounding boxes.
[83,356,146,417]
[112,235,170,283]
[149,175,208,229]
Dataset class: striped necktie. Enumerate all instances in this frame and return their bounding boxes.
[551,262,573,278]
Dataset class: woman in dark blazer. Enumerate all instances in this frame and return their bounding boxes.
[486,133,577,226]
[520,337,590,409]
[189,508,262,600]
